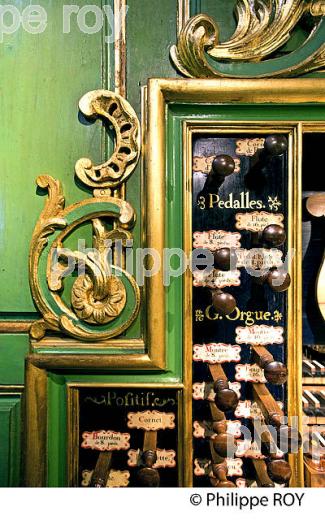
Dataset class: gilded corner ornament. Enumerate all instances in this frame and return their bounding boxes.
[75,90,140,189]
[171,0,325,78]
[29,90,141,342]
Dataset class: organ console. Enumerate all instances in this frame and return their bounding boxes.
[79,132,324,489]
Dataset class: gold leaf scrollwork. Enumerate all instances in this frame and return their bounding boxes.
[311,1,325,16]
[171,0,325,78]
[56,220,127,325]
[71,274,126,325]
[75,90,140,189]
[29,90,141,342]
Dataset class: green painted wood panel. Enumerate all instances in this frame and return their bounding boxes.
[0,395,21,486]
[47,374,67,487]
[0,335,29,385]
[191,0,237,40]
[0,0,111,315]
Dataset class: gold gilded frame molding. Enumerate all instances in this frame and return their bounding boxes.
[24,367,187,486]
[28,86,166,369]
[146,77,325,487]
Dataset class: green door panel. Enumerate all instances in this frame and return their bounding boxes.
[47,374,67,487]
[0,395,21,487]
[0,336,29,385]
[0,0,112,315]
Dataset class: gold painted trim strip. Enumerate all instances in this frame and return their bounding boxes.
[148,78,325,104]
[24,358,48,487]
[177,0,190,35]
[67,388,79,487]
[0,385,24,393]
[114,0,127,97]
[286,124,303,487]
[0,321,32,333]
[183,121,193,487]
[28,353,164,370]
[31,337,145,350]
[145,79,166,371]
[67,382,184,389]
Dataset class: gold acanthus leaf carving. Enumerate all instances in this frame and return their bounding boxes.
[75,90,141,189]
[29,175,67,332]
[54,244,127,326]
[170,0,325,78]
[311,1,325,16]
[49,219,129,325]
[208,0,307,62]
[29,174,140,340]
[71,274,126,325]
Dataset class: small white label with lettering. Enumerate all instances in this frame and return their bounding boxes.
[127,410,175,431]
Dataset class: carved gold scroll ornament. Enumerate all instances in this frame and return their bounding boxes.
[29,90,141,342]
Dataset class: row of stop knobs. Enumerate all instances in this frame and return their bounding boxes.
[212,222,290,317]
[209,355,300,487]
[199,136,294,486]
[201,135,290,315]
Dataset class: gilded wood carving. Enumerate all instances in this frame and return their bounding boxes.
[171,0,325,78]
[29,90,141,342]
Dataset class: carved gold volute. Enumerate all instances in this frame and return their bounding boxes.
[171,0,325,78]
[29,90,141,342]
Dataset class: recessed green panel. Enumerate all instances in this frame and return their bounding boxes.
[0,0,112,314]
[0,335,29,385]
[0,395,22,487]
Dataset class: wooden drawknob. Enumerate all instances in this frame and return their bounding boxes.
[263,361,288,385]
[212,289,237,316]
[211,477,236,488]
[205,154,235,191]
[267,459,292,484]
[267,269,291,292]
[212,433,237,458]
[212,155,236,178]
[137,467,160,487]
[211,461,236,488]
[214,380,239,412]
[214,248,237,271]
[262,224,286,247]
[137,450,160,487]
[264,135,288,156]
